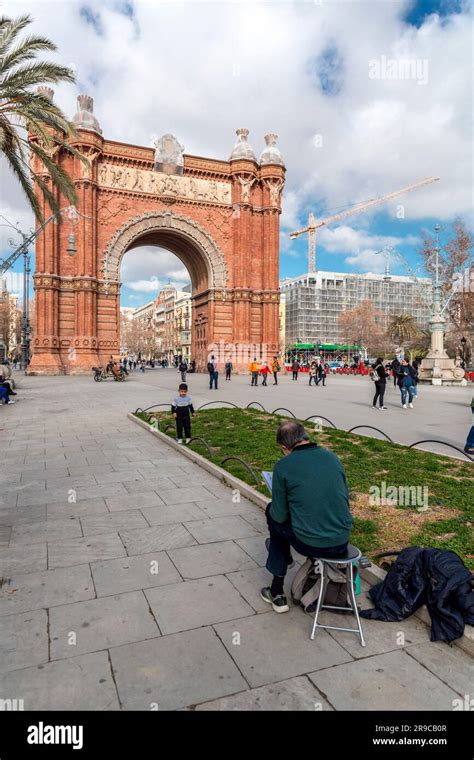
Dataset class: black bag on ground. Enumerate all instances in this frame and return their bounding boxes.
[360,547,474,643]
[291,557,357,614]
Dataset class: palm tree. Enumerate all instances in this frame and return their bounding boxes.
[387,314,419,346]
[0,14,82,220]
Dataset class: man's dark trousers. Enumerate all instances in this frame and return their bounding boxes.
[273,372,278,385]
[265,503,348,576]
[209,371,218,389]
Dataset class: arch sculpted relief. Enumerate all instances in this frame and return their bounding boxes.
[98,163,232,205]
[101,211,229,289]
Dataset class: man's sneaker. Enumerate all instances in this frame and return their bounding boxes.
[380,406,387,410]
[408,402,414,408]
[371,405,377,409]
[185,438,191,444]
[265,538,295,568]
[260,587,290,613]
[464,446,474,455]
[6,400,15,404]
[402,404,407,409]
[177,439,183,445]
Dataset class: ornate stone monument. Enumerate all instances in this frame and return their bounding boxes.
[418,225,467,386]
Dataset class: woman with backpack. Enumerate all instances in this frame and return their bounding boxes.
[371,358,388,410]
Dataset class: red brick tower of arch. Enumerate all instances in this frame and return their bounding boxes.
[28,94,285,374]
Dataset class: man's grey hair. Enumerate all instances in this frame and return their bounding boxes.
[276,420,310,449]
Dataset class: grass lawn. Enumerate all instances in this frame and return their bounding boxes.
[135,407,474,568]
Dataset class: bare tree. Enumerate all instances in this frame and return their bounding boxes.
[338,299,386,354]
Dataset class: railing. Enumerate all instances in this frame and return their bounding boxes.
[134,401,473,462]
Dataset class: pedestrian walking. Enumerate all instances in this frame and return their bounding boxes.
[308,361,317,386]
[207,355,218,389]
[260,361,271,386]
[178,359,188,382]
[412,359,420,397]
[171,383,195,444]
[225,360,233,380]
[391,357,400,387]
[271,356,281,385]
[371,357,388,409]
[249,357,260,387]
[396,359,416,408]
[315,363,326,386]
[292,359,300,380]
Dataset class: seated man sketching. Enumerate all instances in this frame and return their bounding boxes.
[261,420,353,613]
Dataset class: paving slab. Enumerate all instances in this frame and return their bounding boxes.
[0,565,95,617]
[321,609,430,658]
[49,591,160,660]
[155,486,218,506]
[140,502,208,526]
[214,609,353,688]
[308,650,461,711]
[105,491,164,512]
[119,524,195,555]
[91,551,183,597]
[0,609,48,673]
[145,575,255,634]
[122,477,180,494]
[9,517,82,545]
[193,498,257,518]
[0,543,47,575]
[226,565,301,613]
[0,651,120,710]
[193,675,334,711]
[405,641,474,696]
[235,535,267,566]
[46,497,109,520]
[110,626,248,710]
[80,511,148,536]
[48,534,126,569]
[183,515,260,544]
[169,540,259,579]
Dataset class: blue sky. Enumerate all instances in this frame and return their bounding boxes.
[1,0,472,307]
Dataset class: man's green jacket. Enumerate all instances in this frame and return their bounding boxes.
[270,442,353,547]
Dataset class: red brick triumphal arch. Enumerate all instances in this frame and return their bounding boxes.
[28,94,285,374]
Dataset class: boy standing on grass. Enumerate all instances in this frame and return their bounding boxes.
[171,383,195,444]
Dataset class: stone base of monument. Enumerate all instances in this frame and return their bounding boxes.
[418,351,467,386]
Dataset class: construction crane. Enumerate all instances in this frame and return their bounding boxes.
[290,176,440,272]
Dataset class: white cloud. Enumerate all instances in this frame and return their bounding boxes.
[1,0,472,276]
[319,225,420,254]
[121,247,190,286]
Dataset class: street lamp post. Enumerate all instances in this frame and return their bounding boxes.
[20,251,31,370]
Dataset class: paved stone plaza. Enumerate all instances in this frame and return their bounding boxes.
[0,370,472,710]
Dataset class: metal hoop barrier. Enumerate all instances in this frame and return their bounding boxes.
[220,456,260,486]
[140,403,173,413]
[162,423,175,434]
[346,425,394,443]
[271,407,297,418]
[246,401,267,412]
[197,400,240,411]
[408,440,474,462]
[304,414,337,429]
[188,437,213,458]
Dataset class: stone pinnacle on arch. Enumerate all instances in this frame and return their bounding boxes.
[229,128,257,162]
[72,94,102,135]
[259,133,285,167]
